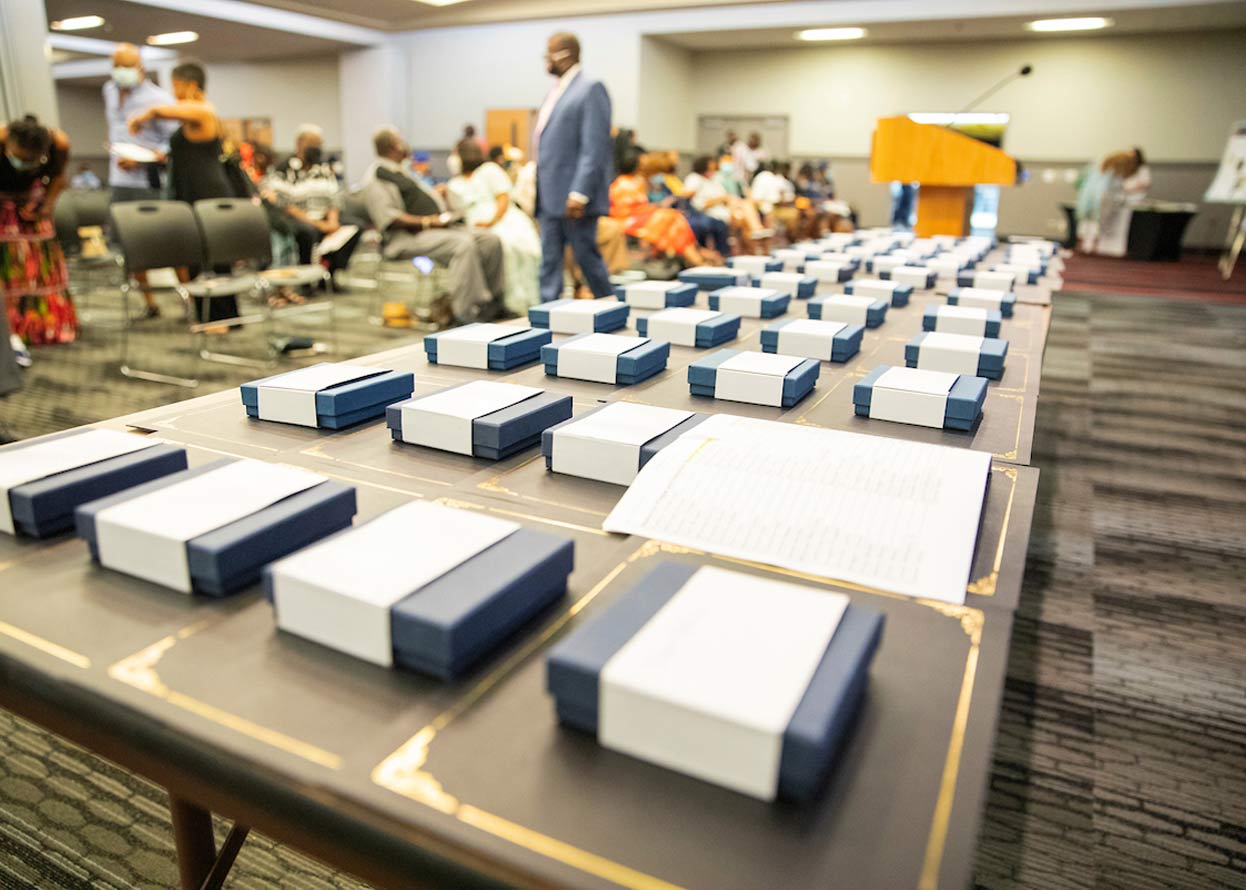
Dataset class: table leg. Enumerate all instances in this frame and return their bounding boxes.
[169,793,217,890]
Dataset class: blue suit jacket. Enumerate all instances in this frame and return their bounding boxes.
[535,72,613,219]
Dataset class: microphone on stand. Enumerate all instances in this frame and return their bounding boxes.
[951,64,1033,124]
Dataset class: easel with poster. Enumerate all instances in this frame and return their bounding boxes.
[1205,120,1246,280]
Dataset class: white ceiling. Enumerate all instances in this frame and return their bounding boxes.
[658,2,1246,49]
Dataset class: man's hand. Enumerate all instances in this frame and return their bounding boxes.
[565,196,586,219]
[117,158,141,171]
[127,111,152,135]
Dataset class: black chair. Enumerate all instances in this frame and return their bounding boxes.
[110,200,265,387]
[56,191,125,318]
[193,198,337,351]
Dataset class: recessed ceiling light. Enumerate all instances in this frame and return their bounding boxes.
[797,27,867,42]
[50,15,105,31]
[147,31,199,46]
[1026,16,1113,32]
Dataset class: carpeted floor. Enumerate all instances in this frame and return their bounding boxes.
[2,264,1246,888]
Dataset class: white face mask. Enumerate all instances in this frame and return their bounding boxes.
[446,153,462,177]
[112,66,141,89]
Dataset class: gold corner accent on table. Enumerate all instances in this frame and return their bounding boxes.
[108,616,343,770]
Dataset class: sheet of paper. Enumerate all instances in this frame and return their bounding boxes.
[646,308,721,347]
[95,460,323,593]
[777,319,846,360]
[935,305,989,335]
[0,430,154,534]
[400,381,541,455]
[918,332,984,376]
[714,352,801,406]
[600,566,847,800]
[557,334,648,384]
[604,414,990,603]
[436,323,527,369]
[871,367,957,429]
[256,362,383,426]
[272,501,518,666]
[553,403,692,485]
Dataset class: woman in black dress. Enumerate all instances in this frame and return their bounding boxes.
[128,61,237,322]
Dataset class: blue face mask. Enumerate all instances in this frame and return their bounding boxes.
[8,154,42,172]
[112,66,140,89]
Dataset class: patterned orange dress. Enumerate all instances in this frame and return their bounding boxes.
[609,174,695,256]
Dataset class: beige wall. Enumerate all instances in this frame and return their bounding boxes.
[204,56,343,152]
[638,36,695,151]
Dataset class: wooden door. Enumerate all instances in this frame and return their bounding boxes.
[486,109,537,160]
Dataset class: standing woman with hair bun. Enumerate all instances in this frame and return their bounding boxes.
[0,114,76,351]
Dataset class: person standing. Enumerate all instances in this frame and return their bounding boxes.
[533,32,614,302]
[128,61,238,322]
[1,115,76,349]
[104,42,177,317]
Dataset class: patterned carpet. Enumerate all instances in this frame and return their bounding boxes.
[2,273,1245,887]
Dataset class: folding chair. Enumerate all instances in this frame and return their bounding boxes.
[193,198,337,354]
[56,191,124,321]
[110,200,261,388]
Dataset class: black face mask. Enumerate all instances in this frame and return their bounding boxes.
[303,146,323,166]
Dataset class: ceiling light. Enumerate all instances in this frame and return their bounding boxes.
[797,27,867,41]
[50,15,105,31]
[147,31,199,46]
[1026,17,1113,32]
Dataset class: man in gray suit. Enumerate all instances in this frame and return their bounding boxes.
[362,127,506,321]
[533,32,614,302]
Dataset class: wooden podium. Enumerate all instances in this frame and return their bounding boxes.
[870,115,1016,237]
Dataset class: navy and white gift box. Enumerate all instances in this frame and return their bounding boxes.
[922,305,1002,338]
[924,256,970,277]
[613,280,698,309]
[727,255,783,276]
[541,334,669,385]
[387,381,572,460]
[529,298,630,333]
[542,403,708,485]
[754,271,817,300]
[771,248,815,272]
[635,308,740,348]
[990,262,1041,284]
[707,286,789,319]
[688,349,819,408]
[905,331,1008,380]
[0,430,188,538]
[853,366,987,431]
[424,323,551,370]
[956,269,1017,292]
[808,294,888,327]
[75,458,356,596]
[266,501,572,679]
[844,278,913,308]
[947,286,1017,318]
[803,259,855,284]
[678,265,750,291]
[877,265,937,290]
[546,562,884,802]
[761,319,863,363]
[864,254,906,274]
[241,363,414,429]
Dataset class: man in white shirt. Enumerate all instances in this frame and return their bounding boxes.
[103,43,176,204]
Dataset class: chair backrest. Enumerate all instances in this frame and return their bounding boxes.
[109,200,204,273]
[53,197,80,250]
[193,198,272,269]
[70,189,113,228]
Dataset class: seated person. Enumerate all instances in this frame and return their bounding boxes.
[362,126,507,322]
[266,123,359,275]
[646,150,729,258]
[684,155,768,246]
[750,161,798,233]
[610,148,709,267]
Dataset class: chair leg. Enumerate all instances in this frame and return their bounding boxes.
[117,280,200,388]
